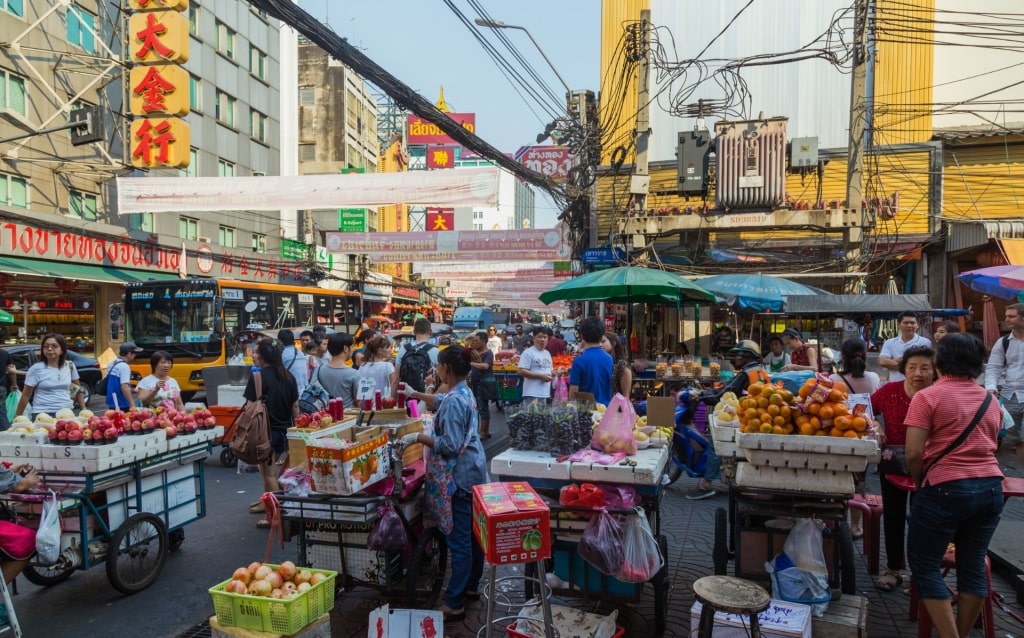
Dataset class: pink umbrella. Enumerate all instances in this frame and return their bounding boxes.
[982,296,1001,350]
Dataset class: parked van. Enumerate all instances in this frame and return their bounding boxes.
[452,307,495,331]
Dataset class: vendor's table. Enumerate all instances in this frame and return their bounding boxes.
[490,445,671,635]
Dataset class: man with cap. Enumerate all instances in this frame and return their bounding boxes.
[781,328,819,372]
[688,340,770,500]
[106,342,143,409]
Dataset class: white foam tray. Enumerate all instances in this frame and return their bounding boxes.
[569,444,669,486]
[743,449,869,472]
[490,449,572,481]
[735,463,856,495]
[736,431,880,459]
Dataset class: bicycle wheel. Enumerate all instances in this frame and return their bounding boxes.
[406,527,447,609]
[23,561,75,587]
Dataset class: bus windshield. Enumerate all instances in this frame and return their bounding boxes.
[124,281,219,356]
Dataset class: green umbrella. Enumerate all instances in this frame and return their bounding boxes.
[0,309,12,323]
[538,266,715,305]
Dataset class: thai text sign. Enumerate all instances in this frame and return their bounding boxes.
[280,238,309,261]
[518,146,572,182]
[325,230,570,263]
[407,113,476,145]
[338,209,367,233]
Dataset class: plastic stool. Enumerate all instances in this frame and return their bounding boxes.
[693,575,771,638]
[846,493,883,575]
[908,549,995,638]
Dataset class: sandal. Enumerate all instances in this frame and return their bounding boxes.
[256,518,271,529]
[438,604,466,622]
[876,569,903,592]
[249,501,265,514]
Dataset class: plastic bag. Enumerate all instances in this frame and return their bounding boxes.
[590,394,637,455]
[783,518,828,574]
[367,504,408,553]
[553,376,569,404]
[560,483,606,509]
[616,507,663,583]
[578,509,624,576]
[36,490,61,566]
[766,553,831,616]
[277,467,311,497]
[5,389,19,422]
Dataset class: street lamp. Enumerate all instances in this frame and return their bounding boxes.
[474,18,572,97]
[10,299,39,343]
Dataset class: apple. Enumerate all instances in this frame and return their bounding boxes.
[103,427,118,440]
[142,418,155,430]
[48,429,60,443]
[104,410,117,419]
[205,416,216,427]
[67,429,83,443]
[57,430,68,442]
[295,414,310,428]
[164,426,177,438]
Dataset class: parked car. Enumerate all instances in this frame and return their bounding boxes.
[2,344,104,404]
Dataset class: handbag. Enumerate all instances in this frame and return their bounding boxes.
[921,393,993,487]
[877,445,909,476]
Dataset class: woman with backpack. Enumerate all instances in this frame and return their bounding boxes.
[359,335,397,399]
[243,338,299,528]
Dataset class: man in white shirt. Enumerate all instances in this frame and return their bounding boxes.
[879,312,932,382]
[985,302,1024,463]
[518,327,553,404]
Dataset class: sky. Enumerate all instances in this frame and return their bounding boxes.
[300,0,602,227]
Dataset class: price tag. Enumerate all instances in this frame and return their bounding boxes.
[357,377,376,401]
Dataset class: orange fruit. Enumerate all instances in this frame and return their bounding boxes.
[759,423,774,433]
[830,428,845,437]
[761,414,774,425]
[806,402,821,415]
[745,408,759,420]
[799,422,815,435]
[828,389,846,403]
[819,405,835,420]
[772,425,786,435]
[795,414,809,427]
[809,416,822,429]
[834,416,851,431]
[814,429,828,436]
[749,383,765,396]
[757,397,770,409]
[773,416,786,427]
[833,402,849,417]
[767,404,781,417]
[780,389,795,403]
[769,393,784,405]
[844,430,860,438]
[851,416,867,432]
[798,385,811,399]
[780,406,792,419]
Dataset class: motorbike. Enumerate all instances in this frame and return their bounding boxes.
[664,386,713,484]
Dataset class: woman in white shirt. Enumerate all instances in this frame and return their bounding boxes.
[358,336,398,399]
[485,325,502,357]
[15,333,84,418]
[136,350,186,411]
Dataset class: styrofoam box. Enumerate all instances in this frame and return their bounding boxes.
[0,431,49,446]
[715,439,741,459]
[39,441,127,459]
[709,415,739,442]
[736,431,880,461]
[107,461,202,531]
[569,443,669,486]
[490,449,572,481]
[691,599,812,638]
[0,443,45,459]
[736,463,856,495]
[38,454,131,473]
[744,449,869,472]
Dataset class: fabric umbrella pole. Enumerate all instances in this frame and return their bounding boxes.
[982,296,1001,350]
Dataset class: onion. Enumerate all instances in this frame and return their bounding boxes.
[277,561,297,582]
[232,568,251,585]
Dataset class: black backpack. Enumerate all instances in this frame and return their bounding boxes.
[399,342,435,392]
[298,366,331,415]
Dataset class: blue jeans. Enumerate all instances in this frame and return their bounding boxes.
[907,477,1003,599]
[704,436,722,481]
[443,491,484,609]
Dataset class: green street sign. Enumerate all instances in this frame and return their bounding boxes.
[280,238,309,260]
[339,208,367,233]
[314,246,333,269]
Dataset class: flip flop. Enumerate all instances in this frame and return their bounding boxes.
[250,502,265,514]
[256,518,271,529]
[438,605,465,622]
[876,569,903,592]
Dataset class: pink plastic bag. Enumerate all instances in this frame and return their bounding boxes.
[553,376,569,404]
[616,507,663,583]
[590,394,637,455]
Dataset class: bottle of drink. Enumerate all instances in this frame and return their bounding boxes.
[374,389,383,411]
[397,383,407,409]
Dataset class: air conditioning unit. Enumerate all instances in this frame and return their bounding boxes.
[196,235,210,243]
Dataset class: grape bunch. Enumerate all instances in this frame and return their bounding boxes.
[548,407,579,457]
[507,409,535,451]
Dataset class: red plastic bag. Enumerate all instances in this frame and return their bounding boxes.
[590,394,637,455]
[367,504,408,553]
[578,509,624,576]
[559,483,606,509]
[616,507,663,583]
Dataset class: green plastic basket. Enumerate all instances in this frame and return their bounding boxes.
[498,377,522,402]
[209,565,337,634]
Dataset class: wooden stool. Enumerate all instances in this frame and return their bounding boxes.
[847,493,883,575]
[693,575,771,638]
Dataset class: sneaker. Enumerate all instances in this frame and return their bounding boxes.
[686,487,717,500]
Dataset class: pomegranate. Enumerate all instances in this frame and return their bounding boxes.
[281,582,298,595]
[248,580,272,597]
[225,580,247,594]
[263,571,283,590]
[232,568,251,585]
[277,561,297,582]
[309,572,327,586]
[296,582,311,593]
[294,569,312,585]
[254,565,273,581]
[270,589,283,599]
[247,561,262,576]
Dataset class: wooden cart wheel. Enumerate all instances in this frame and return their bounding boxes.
[406,527,447,609]
[712,507,729,576]
[106,512,168,594]
[652,534,669,636]
[23,560,76,587]
[168,528,185,552]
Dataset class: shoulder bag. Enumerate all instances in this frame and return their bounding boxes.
[229,371,273,465]
[920,393,993,487]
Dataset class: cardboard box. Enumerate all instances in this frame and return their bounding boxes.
[690,600,812,638]
[472,481,551,565]
[367,604,442,638]
[287,420,357,470]
[306,427,390,496]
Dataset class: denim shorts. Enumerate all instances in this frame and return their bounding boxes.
[270,429,287,455]
[907,477,1003,599]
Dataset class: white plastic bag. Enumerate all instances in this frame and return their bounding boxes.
[36,490,61,566]
[783,518,828,574]
[616,507,664,583]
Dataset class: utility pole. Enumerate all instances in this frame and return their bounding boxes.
[630,10,652,258]
[845,0,871,290]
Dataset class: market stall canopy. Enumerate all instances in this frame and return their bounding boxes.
[0,309,12,323]
[697,273,829,312]
[783,294,933,315]
[957,265,1024,300]
[538,266,716,305]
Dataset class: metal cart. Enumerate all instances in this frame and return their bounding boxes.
[276,446,447,609]
[2,441,210,594]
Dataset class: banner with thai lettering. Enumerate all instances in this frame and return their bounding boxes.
[115,167,501,214]
[517,146,573,182]
[325,229,571,263]
[407,113,476,145]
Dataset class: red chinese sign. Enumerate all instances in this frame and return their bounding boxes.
[426,208,455,232]
[131,118,189,168]
[130,65,188,116]
[426,147,456,169]
[407,113,476,145]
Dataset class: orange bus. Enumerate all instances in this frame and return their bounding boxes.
[122,279,361,400]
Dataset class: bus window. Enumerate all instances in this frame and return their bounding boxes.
[274,293,298,328]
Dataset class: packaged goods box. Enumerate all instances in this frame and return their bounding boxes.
[306,426,390,496]
[472,481,551,565]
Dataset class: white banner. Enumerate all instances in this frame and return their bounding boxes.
[115,167,501,214]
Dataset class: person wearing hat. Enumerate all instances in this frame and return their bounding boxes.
[688,340,771,500]
[105,342,143,409]
[781,328,819,372]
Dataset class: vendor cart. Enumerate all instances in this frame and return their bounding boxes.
[0,431,217,594]
[489,445,671,635]
[707,416,868,596]
[276,444,448,609]
[495,371,522,405]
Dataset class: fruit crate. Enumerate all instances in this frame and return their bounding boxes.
[209,565,337,634]
[497,373,522,403]
[735,431,879,471]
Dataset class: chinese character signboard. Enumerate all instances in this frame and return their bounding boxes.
[128,0,190,170]
[426,208,454,232]
[339,208,367,233]
[426,147,456,169]
[407,113,476,145]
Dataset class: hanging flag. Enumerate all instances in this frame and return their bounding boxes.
[178,242,187,278]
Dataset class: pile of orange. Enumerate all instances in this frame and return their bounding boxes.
[737,383,798,434]
[794,378,869,438]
